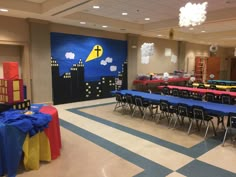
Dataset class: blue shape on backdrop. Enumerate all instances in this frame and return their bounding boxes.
[50,32,127,82]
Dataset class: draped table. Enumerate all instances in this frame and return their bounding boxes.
[0,105,61,177]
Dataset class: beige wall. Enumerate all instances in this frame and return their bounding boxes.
[0,16,32,101]
[29,20,53,104]
[137,37,178,75]
[50,23,127,41]
[184,42,234,79]
[0,44,22,78]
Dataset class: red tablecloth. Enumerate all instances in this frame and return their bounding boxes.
[158,85,236,98]
[40,106,61,160]
[133,78,189,85]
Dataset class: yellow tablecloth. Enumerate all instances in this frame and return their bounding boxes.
[23,131,51,170]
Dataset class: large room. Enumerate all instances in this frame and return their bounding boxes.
[0,0,236,177]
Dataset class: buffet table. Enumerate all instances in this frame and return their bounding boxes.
[133,77,190,91]
[0,105,61,177]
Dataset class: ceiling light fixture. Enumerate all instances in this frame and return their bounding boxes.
[179,2,208,27]
[93,5,100,9]
[80,22,86,24]
[122,12,128,15]
[102,25,108,28]
[145,18,150,21]
[0,8,8,12]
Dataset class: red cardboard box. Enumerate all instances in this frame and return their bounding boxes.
[3,62,19,79]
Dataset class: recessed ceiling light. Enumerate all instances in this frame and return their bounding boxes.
[201,30,206,33]
[80,22,86,24]
[122,12,128,15]
[145,18,150,21]
[93,5,100,9]
[102,25,108,28]
[157,34,163,37]
[0,8,8,12]
[189,27,194,30]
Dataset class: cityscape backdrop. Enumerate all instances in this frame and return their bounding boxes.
[50,32,127,104]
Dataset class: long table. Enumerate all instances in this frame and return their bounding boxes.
[207,80,236,85]
[133,77,190,86]
[158,85,236,98]
[192,83,236,90]
[114,90,236,116]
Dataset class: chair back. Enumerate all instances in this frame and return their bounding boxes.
[205,92,216,102]
[160,99,170,112]
[192,106,206,120]
[218,82,226,85]
[209,84,217,90]
[162,87,170,95]
[180,90,190,98]
[230,88,236,92]
[134,96,144,107]
[125,94,134,105]
[197,84,206,89]
[115,93,124,102]
[221,94,232,105]
[171,88,179,97]
[228,112,236,128]
[177,103,190,117]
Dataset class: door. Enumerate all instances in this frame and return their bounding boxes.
[230,58,236,81]
[207,57,221,80]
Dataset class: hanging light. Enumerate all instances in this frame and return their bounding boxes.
[179,2,208,27]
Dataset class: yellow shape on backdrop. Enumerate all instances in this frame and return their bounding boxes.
[85,45,103,62]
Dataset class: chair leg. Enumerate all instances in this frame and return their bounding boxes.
[187,119,194,135]
[222,128,229,146]
[210,120,216,136]
[204,122,210,139]
[132,105,137,117]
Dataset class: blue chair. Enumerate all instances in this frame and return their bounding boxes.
[158,100,177,126]
[188,106,216,138]
[114,93,126,111]
[222,112,236,146]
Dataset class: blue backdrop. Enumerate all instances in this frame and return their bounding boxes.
[50,32,127,81]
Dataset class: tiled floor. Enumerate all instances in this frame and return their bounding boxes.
[17,98,236,177]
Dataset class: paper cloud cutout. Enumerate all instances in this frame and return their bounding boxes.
[110,65,117,72]
[65,52,75,59]
[105,57,113,63]
[100,60,107,66]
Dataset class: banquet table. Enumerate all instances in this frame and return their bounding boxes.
[0,105,61,177]
[133,77,189,86]
[192,83,236,90]
[113,90,236,116]
[207,80,236,85]
[158,85,236,98]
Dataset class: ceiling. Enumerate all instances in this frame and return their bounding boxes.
[1,0,236,47]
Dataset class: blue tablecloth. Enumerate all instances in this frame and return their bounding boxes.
[0,109,52,177]
[114,90,236,116]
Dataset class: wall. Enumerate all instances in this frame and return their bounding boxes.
[29,20,53,104]
[0,16,32,101]
[185,42,234,80]
[137,36,178,74]
[50,23,127,41]
[0,44,22,78]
